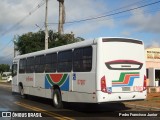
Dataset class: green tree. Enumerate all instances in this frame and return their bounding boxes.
[0,64,10,74]
[15,31,45,54]
[15,30,84,55]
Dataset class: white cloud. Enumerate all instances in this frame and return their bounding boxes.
[0,44,14,65]
[0,0,59,35]
[65,0,107,21]
[145,39,160,48]
[125,7,160,33]
[65,19,114,37]
[121,31,131,36]
[64,0,114,36]
[0,56,12,65]
[2,44,14,55]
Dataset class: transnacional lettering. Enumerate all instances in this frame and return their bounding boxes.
[26,76,33,81]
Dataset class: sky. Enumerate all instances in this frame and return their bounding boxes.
[0,0,160,65]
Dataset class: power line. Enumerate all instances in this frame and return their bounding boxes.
[0,39,13,52]
[77,6,160,25]
[0,0,48,51]
[48,0,160,24]
[47,0,148,29]
[81,0,148,20]
[1,52,14,60]
[3,6,160,61]
[0,0,46,37]
[1,0,160,57]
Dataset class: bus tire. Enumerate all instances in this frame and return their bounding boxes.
[19,85,25,98]
[53,89,63,109]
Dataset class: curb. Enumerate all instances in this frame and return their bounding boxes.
[0,83,12,88]
[0,80,8,83]
[124,103,160,111]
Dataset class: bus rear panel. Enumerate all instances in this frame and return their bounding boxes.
[96,38,146,103]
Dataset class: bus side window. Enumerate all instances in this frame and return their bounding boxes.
[45,53,57,73]
[58,50,72,72]
[73,46,92,72]
[19,59,26,73]
[26,57,35,73]
[35,55,45,73]
[12,64,17,77]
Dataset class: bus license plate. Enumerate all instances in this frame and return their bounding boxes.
[122,87,130,91]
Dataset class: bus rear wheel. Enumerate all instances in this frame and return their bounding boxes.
[53,89,63,109]
[19,85,25,98]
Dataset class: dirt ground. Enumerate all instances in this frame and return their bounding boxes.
[124,92,160,109]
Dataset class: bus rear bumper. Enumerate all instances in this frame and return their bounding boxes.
[96,90,147,103]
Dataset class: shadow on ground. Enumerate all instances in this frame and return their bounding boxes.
[26,95,130,112]
[63,102,130,112]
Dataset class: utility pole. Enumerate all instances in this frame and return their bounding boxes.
[13,35,16,57]
[13,35,17,57]
[57,0,65,34]
[45,0,49,49]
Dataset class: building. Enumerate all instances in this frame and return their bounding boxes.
[146,48,160,87]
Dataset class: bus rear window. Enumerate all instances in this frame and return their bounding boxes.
[105,60,143,70]
[102,38,143,44]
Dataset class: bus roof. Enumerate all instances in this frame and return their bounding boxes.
[13,37,143,60]
[14,38,95,60]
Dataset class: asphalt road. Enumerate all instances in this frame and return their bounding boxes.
[0,82,159,120]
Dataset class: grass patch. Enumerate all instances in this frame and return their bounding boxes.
[151,97,160,100]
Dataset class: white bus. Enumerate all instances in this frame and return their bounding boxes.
[12,37,147,108]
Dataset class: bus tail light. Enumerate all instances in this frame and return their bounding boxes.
[143,75,147,91]
[101,76,107,93]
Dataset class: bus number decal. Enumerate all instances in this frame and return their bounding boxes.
[133,86,143,91]
[77,80,86,85]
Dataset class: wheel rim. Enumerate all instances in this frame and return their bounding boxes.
[20,86,24,96]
